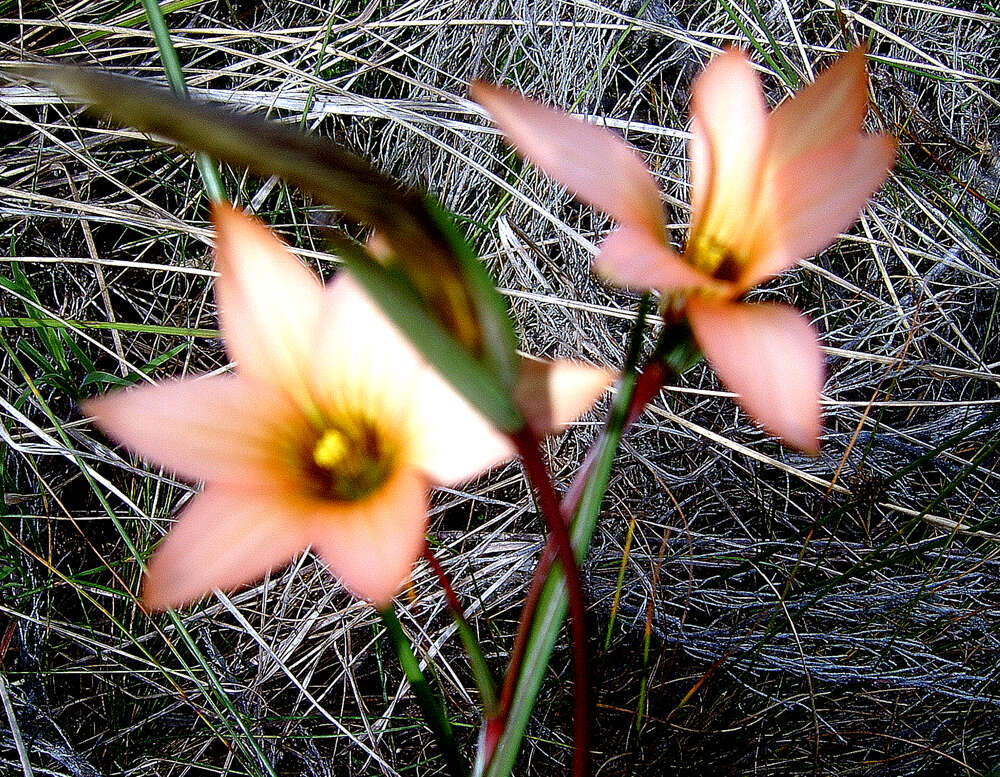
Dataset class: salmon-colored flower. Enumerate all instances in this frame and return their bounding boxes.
[472,48,896,453]
[84,204,610,610]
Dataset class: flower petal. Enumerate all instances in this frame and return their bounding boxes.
[212,203,325,396]
[309,273,418,407]
[767,47,870,169]
[407,364,515,486]
[514,359,613,434]
[307,468,429,608]
[687,49,769,243]
[595,225,713,292]
[687,299,824,453]
[741,133,897,289]
[143,486,308,611]
[470,80,666,235]
[311,273,515,487]
[82,375,296,487]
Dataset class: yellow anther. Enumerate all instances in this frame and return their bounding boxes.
[313,429,349,470]
[689,232,729,275]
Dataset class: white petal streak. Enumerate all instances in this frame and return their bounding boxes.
[687,49,769,250]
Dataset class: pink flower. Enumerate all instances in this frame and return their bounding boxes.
[84,204,610,610]
[472,48,896,453]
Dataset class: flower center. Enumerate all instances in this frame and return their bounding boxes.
[687,232,743,282]
[302,417,397,503]
[313,429,349,469]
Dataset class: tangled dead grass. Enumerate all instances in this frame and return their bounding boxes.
[2,1,999,774]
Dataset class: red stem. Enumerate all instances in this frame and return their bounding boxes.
[511,426,591,777]
[423,542,466,615]
[495,361,668,725]
[562,361,666,509]
[495,543,556,721]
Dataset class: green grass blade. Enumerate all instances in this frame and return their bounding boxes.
[138,0,226,202]
[380,606,469,777]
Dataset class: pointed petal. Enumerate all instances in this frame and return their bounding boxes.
[470,81,666,235]
[687,299,824,453]
[143,487,308,610]
[82,375,296,487]
[514,359,613,434]
[595,226,713,292]
[308,468,428,608]
[741,134,897,289]
[767,47,870,169]
[687,49,769,240]
[212,203,325,395]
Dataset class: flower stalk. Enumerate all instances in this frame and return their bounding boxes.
[423,544,499,717]
[510,426,591,777]
[484,312,696,777]
[379,605,469,777]
[483,369,641,777]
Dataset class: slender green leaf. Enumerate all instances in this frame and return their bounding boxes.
[4,266,68,369]
[456,616,499,716]
[21,64,521,391]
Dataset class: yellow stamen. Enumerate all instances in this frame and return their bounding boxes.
[301,416,398,503]
[688,232,727,275]
[313,429,349,470]
[686,230,744,284]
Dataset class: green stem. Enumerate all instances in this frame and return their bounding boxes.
[457,618,499,716]
[140,0,226,202]
[511,428,591,777]
[379,606,469,777]
[489,297,655,740]
[484,317,695,777]
[484,371,636,777]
